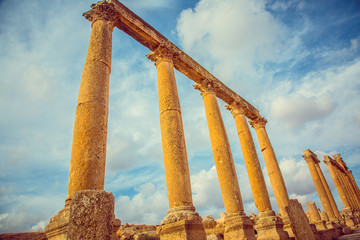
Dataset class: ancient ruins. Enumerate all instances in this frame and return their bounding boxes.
[43,0,360,239]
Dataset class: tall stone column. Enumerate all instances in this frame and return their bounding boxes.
[46,2,116,240]
[303,150,336,221]
[338,170,358,209]
[314,162,341,218]
[147,44,206,240]
[225,103,288,240]
[324,156,357,229]
[324,156,351,208]
[193,84,255,240]
[248,119,290,214]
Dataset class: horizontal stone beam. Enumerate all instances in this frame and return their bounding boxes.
[103,0,261,120]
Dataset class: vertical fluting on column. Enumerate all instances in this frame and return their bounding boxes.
[194,84,255,240]
[314,162,341,218]
[324,156,351,209]
[248,118,290,217]
[147,45,206,240]
[303,150,336,221]
[226,103,272,213]
[67,2,115,200]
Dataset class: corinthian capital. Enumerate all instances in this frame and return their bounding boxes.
[193,80,216,96]
[303,149,320,164]
[225,102,245,117]
[83,1,117,23]
[249,117,267,129]
[146,43,177,65]
[323,155,333,165]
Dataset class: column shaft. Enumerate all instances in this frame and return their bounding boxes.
[303,150,336,220]
[345,174,360,208]
[200,88,244,214]
[314,164,340,218]
[339,171,357,208]
[307,202,322,222]
[324,157,351,208]
[249,118,290,217]
[68,17,114,198]
[148,47,193,209]
[227,105,272,213]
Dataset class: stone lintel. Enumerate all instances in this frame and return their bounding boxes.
[303,149,320,164]
[106,0,260,120]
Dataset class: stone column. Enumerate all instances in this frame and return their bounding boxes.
[248,117,290,217]
[323,156,357,229]
[193,84,255,240]
[46,2,116,240]
[147,44,206,240]
[338,170,358,209]
[306,202,327,230]
[303,150,336,221]
[225,103,288,239]
[324,156,351,208]
[67,2,115,201]
[314,162,341,218]
[348,170,360,205]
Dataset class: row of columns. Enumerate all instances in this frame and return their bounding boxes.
[65,9,295,238]
[49,2,319,239]
[303,149,360,230]
[324,154,360,221]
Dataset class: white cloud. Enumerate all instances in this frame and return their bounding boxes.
[115,183,168,224]
[270,93,335,130]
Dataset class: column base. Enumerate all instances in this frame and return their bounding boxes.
[224,213,256,240]
[282,216,295,239]
[156,206,206,240]
[45,206,70,240]
[313,220,327,231]
[254,210,289,240]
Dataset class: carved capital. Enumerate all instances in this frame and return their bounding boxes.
[83,1,117,24]
[303,149,320,164]
[225,102,245,117]
[323,155,333,166]
[146,43,177,65]
[249,117,267,129]
[193,80,216,97]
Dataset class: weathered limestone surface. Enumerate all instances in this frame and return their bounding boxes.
[147,46,206,240]
[306,202,327,231]
[117,224,159,240]
[285,199,316,240]
[67,190,115,240]
[253,210,289,240]
[194,84,255,240]
[249,118,290,217]
[68,3,115,199]
[226,103,272,213]
[314,162,340,218]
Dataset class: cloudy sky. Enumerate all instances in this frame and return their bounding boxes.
[1,0,360,233]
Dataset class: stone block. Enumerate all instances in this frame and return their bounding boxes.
[254,211,288,240]
[67,190,115,240]
[285,199,316,240]
[224,213,255,240]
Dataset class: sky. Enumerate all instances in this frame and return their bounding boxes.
[0,0,360,234]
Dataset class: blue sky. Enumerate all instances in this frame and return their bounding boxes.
[1,0,360,233]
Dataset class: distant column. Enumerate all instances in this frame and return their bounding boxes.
[348,170,360,205]
[147,44,206,239]
[194,84,255,240]
[303,150,336,221]
[306,202,327,230]
[67,3,115,201]
[314,162,340,218]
